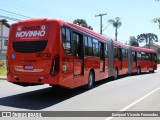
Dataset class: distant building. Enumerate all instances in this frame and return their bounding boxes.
[0,19,10,60]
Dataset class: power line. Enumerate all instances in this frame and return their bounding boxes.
[0,8,32,19]
[95,13,107,34]
[0,15,20,21]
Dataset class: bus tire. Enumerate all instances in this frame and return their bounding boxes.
[114,68,118,80]
[151,66,155,73]
[137,66,141,74]
[87,71,94,89]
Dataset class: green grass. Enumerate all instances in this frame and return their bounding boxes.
[0,60,7,76]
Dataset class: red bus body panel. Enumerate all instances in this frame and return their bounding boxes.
[7,18,157,89]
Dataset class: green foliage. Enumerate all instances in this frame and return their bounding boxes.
[0,60,7,76]
[153,17,160,28]
[73,19,93,30]
[107,17,122,41]
[108,17,122,29]
[129,36,139,46]
[137,33,158,48]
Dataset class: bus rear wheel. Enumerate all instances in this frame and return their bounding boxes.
[137,67,141,74]
[114,68,118,80]
[151,66,155,73]
[87,71,94,89]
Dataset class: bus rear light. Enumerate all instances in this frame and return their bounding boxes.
[50,55,59,76]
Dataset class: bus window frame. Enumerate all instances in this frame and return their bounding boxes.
[61,26,73,55]
[84,35,93,57]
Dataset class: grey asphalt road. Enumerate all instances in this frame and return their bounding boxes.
[0,68,160,120]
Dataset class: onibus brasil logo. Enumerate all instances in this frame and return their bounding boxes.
[16,25,46,38]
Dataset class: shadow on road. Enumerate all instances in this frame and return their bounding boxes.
[0,78,115,110]
[0,71,156,110]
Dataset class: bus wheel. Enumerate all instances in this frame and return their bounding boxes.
[87,71,94,89]
[151,66,155,73]
[137,67,141,74]
[114,68,118,80]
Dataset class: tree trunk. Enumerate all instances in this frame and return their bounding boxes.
[146,39,147,48]
[148,38,150,49]
[115,27,118,41]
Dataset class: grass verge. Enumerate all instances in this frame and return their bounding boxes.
[0,60,6,76]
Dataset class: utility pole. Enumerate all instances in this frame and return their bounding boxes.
[95,13,107,34]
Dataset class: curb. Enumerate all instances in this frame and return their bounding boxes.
[0,76,7,80]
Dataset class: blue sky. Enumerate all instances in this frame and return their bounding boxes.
[0,0,160,45]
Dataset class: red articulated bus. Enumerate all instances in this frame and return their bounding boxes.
[7,18,157,89]
[131,46,157,74]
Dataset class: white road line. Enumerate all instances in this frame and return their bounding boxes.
[104,86,160,120]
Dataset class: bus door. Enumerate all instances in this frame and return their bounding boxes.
[148,53,153,69]
[99,42,105,72]
[73,32,84,76]
[132,51,137,70]
[118,48,123,69]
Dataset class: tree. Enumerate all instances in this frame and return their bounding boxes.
[137,33,158,48]
[153,17,160,29]
[73,19,93,30]
[129,36,139,46]
[107,17,122,41]
[153,0,160,27]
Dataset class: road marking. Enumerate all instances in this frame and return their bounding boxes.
[104,86,160,120]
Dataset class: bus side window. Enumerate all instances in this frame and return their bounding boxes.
[99,42,105,60]
[88,37,93,56]
[93,39,99,57]
[73,32,83,58]
[62,27,71,54]
[85,36,92,56]
[141,52,145,60]
[153,53,157,62]
[132,51,136,61]
[137,52,141,60]
[122,49,128,60]
[145,53,149,60]
[149,53,152,61]
[105,43,108,59]
[118,48,122,60]
[114,46,119,58]
[84,36,88,56]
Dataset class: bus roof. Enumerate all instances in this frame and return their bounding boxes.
[113,40,129,48]
[65,22,108,42]
[14,18,109,43]
[131,46,155,53]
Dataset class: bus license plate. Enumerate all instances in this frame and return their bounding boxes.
[24,65,34,70]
